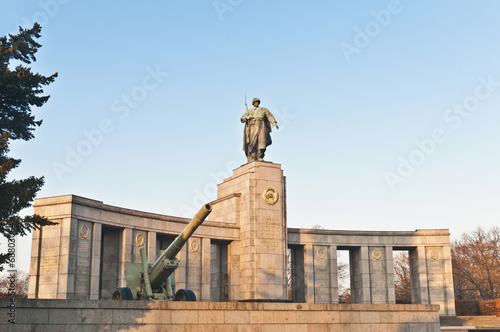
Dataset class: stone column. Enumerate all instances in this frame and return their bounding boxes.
[410,246,430,305]
[217,161,287,301]
[74,220,93,299]
[58,217,76,299]
[368,246,388,304]
[210,243,220,302]
[186,237,203,298]
[385,246,396,304]
[119,228,133,287]
[28,228,41,299]
[443,245,456,315]
[90,223,101,300]
[28,222,67,299]
[329,245,339,303]
[175,244,187,291]
[313,245,331,303]
[304,244,314,303]
[147,231,157,264]
[201,237,211,301]
[227,240,240,301]
[350,246,370,304]
[426,246,449,315]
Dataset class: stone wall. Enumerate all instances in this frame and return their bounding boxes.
[28,161,456,316]
[0,299,441,331]
[29,195,240,303]
[288,228,456,315]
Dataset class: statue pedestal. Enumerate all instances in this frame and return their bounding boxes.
[213,161,288,301]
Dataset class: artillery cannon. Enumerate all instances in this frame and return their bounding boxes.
[112,204,212,301]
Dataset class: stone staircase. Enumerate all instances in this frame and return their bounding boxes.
[440,315,500,331]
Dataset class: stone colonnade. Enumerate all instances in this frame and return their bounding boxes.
[287,229,454,315]
[28,195,239,301]
[28,161,455,316]
[28,195,455,315]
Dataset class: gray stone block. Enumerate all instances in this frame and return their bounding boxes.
[65,325,102,332]
[32,326,67,332]
[48,308,82,324]
[17,307,49,324]
[82,308,113,324]
[112,309,145,324]
[5,325,32,332]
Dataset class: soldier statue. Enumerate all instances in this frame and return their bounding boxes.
[241,97,279,162]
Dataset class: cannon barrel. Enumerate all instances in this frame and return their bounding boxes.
[148,203,212,289]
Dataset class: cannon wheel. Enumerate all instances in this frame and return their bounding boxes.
[174,289,196,301]
[112,287,133,300]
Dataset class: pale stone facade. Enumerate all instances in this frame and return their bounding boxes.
[210,161,288,301]
[0,299,442,331]
[28,161,455,316]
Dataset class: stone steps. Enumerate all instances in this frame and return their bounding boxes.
[440,315,500,331]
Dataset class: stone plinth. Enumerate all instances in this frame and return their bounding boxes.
[212,161,287,301]
[0,299,442,332]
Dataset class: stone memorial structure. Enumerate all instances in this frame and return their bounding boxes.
[23,102,454,332]
[28,160,455,316]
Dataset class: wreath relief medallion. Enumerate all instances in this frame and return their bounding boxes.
[317,248,326,259]
[372,249,382,260]
[262,187,279,205]
[190,240,199,253]
[80,224,89,240]
[135,232,145,247]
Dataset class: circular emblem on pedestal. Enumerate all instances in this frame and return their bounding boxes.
[262,187,279,205]
[190,240,199,253]
[135,233,145,247]
[317,248,326,260]
[430,250,439,261]
[80,224,89,240]
[372,249,382,260]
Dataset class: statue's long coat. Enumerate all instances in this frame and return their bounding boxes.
[241,107,277,156]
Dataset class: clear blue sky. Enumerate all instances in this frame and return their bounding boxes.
[2,1,500,272]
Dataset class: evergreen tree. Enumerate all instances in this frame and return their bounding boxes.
[0,23,58,269]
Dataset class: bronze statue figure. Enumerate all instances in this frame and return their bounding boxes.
[241,97,279,162]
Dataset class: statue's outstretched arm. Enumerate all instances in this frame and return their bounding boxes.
[265,109,278,129]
